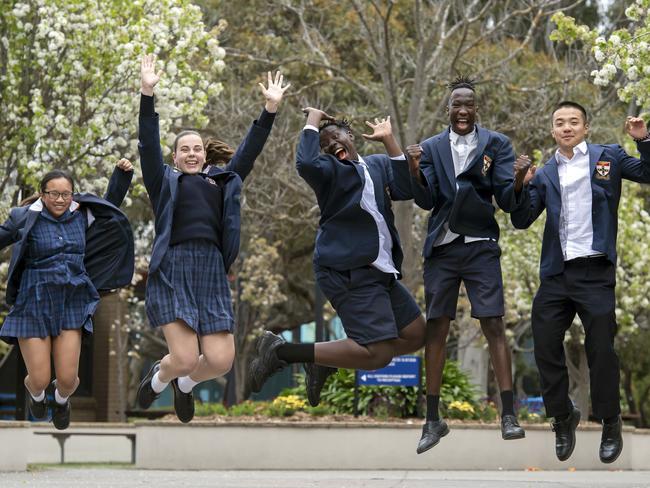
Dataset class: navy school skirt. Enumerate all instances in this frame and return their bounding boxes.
[145,239,234,335]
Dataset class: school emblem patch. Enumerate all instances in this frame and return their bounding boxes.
[482,155,493,176]
[595,160,610,180]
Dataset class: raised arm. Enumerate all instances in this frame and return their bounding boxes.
[104,158,134,207]
[491,137,529,213]
[406,144,438,210]
[362,116,411,201]
[225,71,291,181]
[621,116,650,183]
[296,107,335,191]
[0,209,22,251]
[138,54,165,198]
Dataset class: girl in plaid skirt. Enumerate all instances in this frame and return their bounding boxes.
[136,54,289,422]
[0,160,134,429]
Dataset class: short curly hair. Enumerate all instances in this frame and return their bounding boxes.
[319,118,352,132]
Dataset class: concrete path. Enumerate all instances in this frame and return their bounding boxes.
[3,468,650,487]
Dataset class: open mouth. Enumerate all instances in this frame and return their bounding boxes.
[334,148,348,160]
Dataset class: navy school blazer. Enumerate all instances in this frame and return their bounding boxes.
[510,141,650,279]
[138,95,273,274]
[0,167,134,305]
[399,125,528,259]
[296,128,411,275]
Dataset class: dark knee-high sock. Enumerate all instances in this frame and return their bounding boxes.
[426,394,440,421]
[500,390,515,417]
[276,343,315,364]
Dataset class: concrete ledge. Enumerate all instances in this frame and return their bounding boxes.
[0,421,31,471]
[135,421,650,470]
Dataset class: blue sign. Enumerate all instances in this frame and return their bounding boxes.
[356,355,421,386]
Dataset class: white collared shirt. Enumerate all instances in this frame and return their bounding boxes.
[434,127,491,246]
[555,141,599,261]
[303,126,399,274]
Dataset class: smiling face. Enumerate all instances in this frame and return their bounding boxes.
[447,87,478,135]
[41,177,74,218]
[173,133,205,174]
[551,106,589,156]
[319,125,358,161]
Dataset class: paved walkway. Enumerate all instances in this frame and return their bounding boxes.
[3,468,650,487]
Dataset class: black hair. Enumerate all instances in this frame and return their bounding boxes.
[40,169,74,193]
[448,75,476,93]
[173,130,202,152]
[319,119,352,132]
[552,101,588,124]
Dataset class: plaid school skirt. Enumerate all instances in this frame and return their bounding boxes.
[145,239,234,335]
[0,267,99,345]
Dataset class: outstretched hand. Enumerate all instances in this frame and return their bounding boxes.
[116,158,134,172]
[141,54,162,96]
[625,116,648,140]
[362,117,393,142]
[259,71,291,113]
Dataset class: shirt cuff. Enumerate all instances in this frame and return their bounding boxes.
[390,154,406,161]
[256,109,276,130]
[304,125,319,133]
[140,94,155,116]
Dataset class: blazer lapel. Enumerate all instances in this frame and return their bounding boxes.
[465,124,489,173]
[435,131,456,189]
[545,155,561,196]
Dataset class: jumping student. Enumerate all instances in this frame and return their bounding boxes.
[0,160,134,430]
[135,55,290,423]
[247,108,426,408]
[511,102,650,463]
[403,76,530,453]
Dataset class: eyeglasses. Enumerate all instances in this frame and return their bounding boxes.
[43,191,73,200]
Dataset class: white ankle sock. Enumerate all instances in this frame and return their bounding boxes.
[151,371,169,394]
[177,376,199,394]
[30,390,45,402]
[54,389,69,405]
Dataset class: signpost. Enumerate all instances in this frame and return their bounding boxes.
[354,355,422,417]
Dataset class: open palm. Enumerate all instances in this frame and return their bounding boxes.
[259,71,290,109]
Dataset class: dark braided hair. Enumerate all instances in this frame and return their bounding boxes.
[319,118,352,132]
[448,75,476,93]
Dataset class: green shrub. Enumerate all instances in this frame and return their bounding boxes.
[194,402,228,417]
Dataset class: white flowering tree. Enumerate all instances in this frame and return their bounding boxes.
[551,2,650,105]
[1,0,225,204]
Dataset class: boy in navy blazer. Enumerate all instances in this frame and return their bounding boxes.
[248,108,426,407]
[403,77,530,453]
[511,101,650,464]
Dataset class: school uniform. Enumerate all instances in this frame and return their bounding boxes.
[511,140,650,420]
[138,94,274,334]
[403,125,527,320]
[296,126,421,345]
[0,168,134,344]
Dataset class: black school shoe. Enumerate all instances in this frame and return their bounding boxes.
[26,388,48,420]
[303,363,336,407]
[416,419,450,454]
[51,381,71,430]
[501,415,526,440]
[137,360,161,410]
[170,378,195,423]
[248,331,288,393]
[552,406,581,461]
[599,416,623,464]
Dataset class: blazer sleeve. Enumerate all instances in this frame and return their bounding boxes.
[103,167,134,207]
[0,209,22,251]
[387,155,413,201]
[491,135,526,213]
[510,173,546,229]
[138,94,165,201]
[619,142,650,184]
[296,128,332,191]
[224,109,274,182]
[411,158,437,211]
